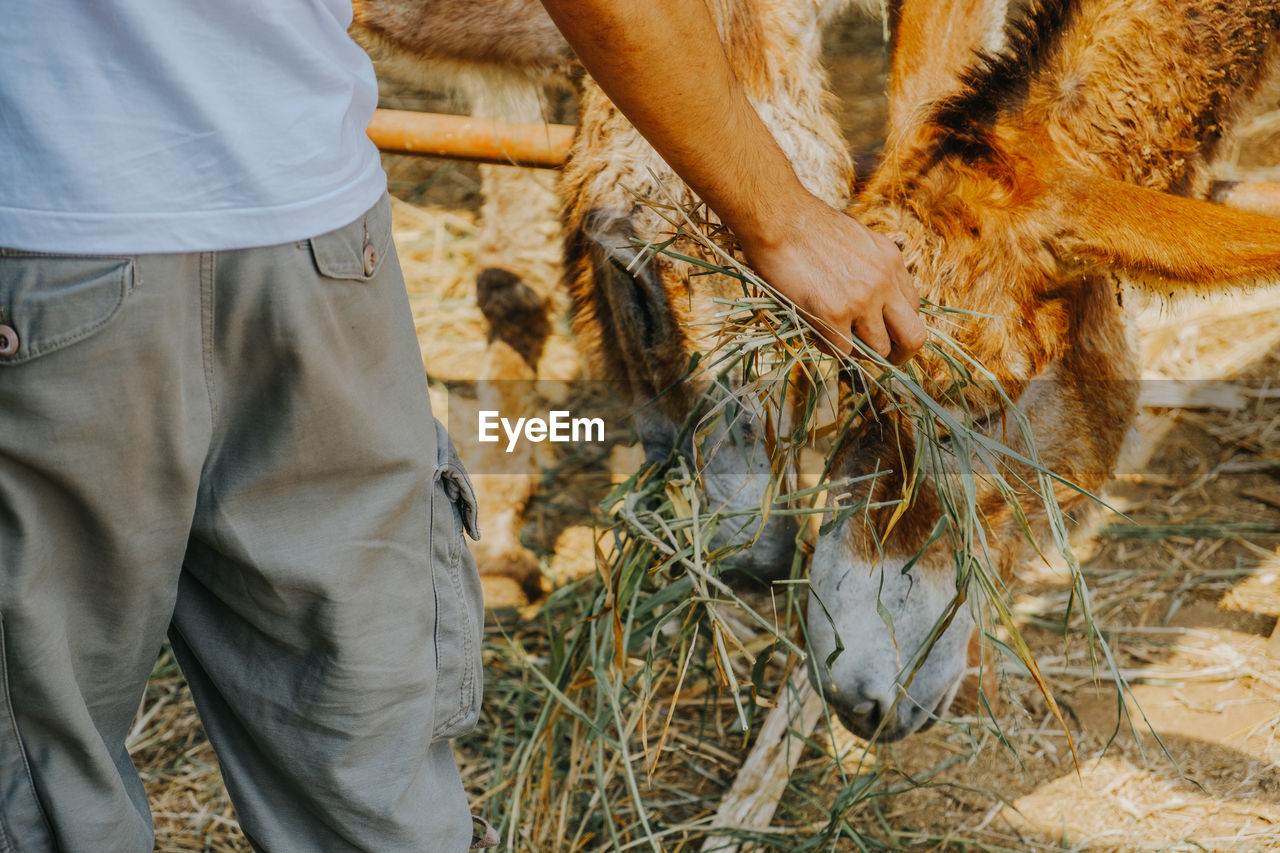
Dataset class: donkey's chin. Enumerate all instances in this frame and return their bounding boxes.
[714,513,799,580]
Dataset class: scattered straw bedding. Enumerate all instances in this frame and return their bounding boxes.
[140,30,1280,853]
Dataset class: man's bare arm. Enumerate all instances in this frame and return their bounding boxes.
[538,0,926,363]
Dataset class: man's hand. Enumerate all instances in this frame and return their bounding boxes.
[736,196,926,364]
[539,0,927,364]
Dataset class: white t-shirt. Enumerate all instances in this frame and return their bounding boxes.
[0,1,386,253]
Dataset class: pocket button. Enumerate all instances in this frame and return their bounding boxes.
[0,324,18,357]
[362,242,377,277]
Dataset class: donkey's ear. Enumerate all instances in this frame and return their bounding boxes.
[887,0,1008,136]
[1053,173,1280,292]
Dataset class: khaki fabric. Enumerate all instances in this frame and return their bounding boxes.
[0,195,483,852]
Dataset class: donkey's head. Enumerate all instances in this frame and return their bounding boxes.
[809,0,1280,741]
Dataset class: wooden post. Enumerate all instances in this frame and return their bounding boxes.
[701,672,825,852]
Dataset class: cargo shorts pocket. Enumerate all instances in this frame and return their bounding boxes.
[0,250,136,365]
[308,194,395,282]
[429,419,485,743]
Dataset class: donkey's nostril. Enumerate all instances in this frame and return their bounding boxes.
[830,683,914,742]
[844,697,883,735]
[864,702,883,731]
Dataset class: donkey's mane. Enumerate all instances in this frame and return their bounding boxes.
[930,0,1078,155]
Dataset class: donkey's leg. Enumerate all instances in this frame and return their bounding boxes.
[466,74,572,606]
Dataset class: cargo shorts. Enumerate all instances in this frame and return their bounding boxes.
[0,194,486,852]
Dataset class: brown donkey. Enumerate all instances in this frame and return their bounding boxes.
[810,0,1280,741]
[558,0,873,574]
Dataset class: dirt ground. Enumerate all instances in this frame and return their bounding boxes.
[137,8,1280,851]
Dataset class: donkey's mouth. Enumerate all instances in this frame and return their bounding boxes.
[912,693,952,735]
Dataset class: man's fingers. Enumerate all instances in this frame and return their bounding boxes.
[882,293,928,365]
[803,310,854,356]
[852,313,893,361]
